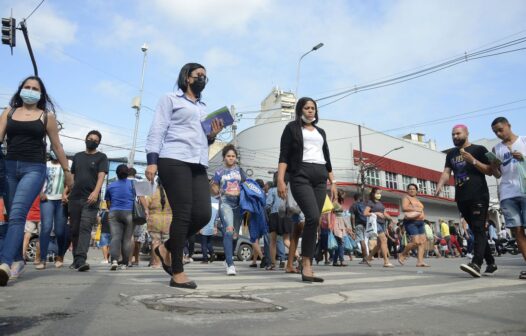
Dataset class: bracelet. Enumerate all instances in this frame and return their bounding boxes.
[63,168,71,173]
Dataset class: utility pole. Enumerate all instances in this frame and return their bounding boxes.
[19,19,38,76]
[358,124,366,202]
[231,105,237,148]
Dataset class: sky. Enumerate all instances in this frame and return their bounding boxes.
[1,0,525,161]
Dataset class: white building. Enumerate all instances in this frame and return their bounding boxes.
[255,86,296,126]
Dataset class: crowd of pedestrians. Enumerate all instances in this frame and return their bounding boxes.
[0,68,525,289]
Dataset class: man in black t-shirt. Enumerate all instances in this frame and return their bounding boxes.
[436,124,496,277]
[63,130,108,271]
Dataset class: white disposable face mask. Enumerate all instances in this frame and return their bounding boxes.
[301,115,316,124]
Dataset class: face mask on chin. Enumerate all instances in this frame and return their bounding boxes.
[374,194,382,200]
[301,115,316,124]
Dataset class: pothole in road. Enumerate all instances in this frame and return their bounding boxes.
[124,293,285,315]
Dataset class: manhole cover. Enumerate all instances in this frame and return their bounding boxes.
[128,294,285,314]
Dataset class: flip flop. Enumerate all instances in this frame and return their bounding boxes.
[398,256,406,266]
[383,263,394,268]
[285,268,300,274]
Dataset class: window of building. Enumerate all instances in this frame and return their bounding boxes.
[385,172,398,190]
[443,185,451,198]
[417,178,428,195]
[365,169,380,186]
[429,181,437,196]
[402,175,412,191]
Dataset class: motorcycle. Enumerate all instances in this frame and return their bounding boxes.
[499,238,519,255]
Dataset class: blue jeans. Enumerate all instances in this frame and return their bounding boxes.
[0,160,46,266]
[201,235,214,261]
[40,199,69,259]
[332,236,344,263]
[219,195,241,267]
[276,236,286,261]
[0,223,7,252]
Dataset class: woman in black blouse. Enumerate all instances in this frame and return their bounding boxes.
[277,97,336,282]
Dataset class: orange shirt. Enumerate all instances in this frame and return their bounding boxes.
[0,198,5,222]
[26,197,41,222]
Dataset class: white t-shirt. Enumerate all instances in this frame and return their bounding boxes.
[493,135,526,200]
[43,161,66,200]
[302,127,326,165]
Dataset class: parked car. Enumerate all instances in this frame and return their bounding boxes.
[193,229,255,262]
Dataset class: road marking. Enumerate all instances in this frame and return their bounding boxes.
[305,278,526,304]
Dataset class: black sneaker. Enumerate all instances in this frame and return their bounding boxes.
[69,263,78,270]
[460,262,481,278]
[278,261,285,269]
[483,264,498,276]
[77,263,90,272]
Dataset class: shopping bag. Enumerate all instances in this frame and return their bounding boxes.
[343,235,353,252]
[328,231,337,251]
[322,195,334,213]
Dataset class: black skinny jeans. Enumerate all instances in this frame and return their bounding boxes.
[457,199,494,267]
[158,158,211,274]
[290,163,328,259]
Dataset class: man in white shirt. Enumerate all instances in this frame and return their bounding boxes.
[490,117,526,279]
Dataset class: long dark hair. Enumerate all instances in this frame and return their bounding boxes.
[295,97,319,128]
[158,177,167,211]
[369,187,380,202]
[177,62,206,97]
[9,76,56,112]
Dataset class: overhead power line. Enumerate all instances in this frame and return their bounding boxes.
[25,0,45,21]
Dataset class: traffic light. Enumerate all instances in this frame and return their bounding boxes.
[1,17,16,48]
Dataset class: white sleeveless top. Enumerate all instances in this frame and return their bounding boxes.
[493,136,526,200]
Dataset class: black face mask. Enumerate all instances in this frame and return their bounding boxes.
[453,138,466,147]
[189,77,206,95]
[86,140,99,150]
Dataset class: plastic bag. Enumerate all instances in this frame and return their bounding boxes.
[343,235,353,252]
[328,231,337,251]
[286,182,301,216]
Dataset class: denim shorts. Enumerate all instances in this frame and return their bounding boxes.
[501,196,526,228]
[98,233,111,247]
[377,222,386,234]
[404,220,425,236]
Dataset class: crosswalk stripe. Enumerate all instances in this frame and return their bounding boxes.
[305,278,526,305]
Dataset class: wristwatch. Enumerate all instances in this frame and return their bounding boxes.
[472,159,478,166]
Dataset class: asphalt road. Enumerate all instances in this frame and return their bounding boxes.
[1,250,525,336]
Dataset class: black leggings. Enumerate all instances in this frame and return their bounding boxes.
[457,199,494,267]
[290,163,328,258]
[158,158,211,274]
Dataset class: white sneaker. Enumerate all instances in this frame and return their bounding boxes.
[466,253,473,259]
[110,260,118,271]
[10,261,25,279]
[100,259,109,264]
[119,264,127,270]
[226,265,237,276]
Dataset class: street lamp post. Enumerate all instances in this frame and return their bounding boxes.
[295,42,324,100]
[128,43,148,168]
[358,138,404,200]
